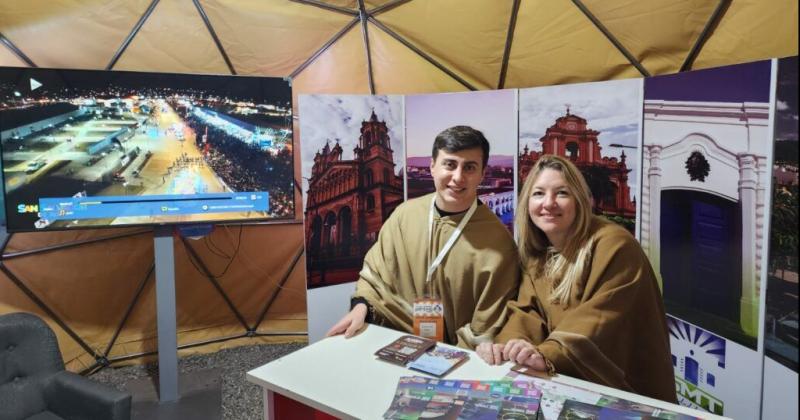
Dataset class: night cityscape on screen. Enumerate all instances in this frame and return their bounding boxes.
[0,67,293,232]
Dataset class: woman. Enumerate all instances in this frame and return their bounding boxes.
[477,155,676,403]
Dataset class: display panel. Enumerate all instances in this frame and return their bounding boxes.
[0,67,293,232]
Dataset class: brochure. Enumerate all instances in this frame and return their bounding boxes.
[383,376,542,420]
[407,345,469,377]
[375,335,437,365]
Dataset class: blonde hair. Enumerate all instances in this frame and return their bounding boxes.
[515,155,603,304]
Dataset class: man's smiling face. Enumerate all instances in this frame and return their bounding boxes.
[430,147,485,213]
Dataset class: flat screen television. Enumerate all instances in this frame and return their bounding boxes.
[0,67,294,232]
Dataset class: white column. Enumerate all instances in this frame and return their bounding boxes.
[647,146,663,282]
[754,155,767,300]
[640,147,651,251]
[738,153,759,336]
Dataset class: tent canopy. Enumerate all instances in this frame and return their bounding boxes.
[1,0,797,93]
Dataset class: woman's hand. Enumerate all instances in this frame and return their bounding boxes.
[502,338,547,371]
[476,342,506,365]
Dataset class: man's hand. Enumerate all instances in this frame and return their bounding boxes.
[325,303,368,338]
[502,338,547,371]
[476,342,506,365]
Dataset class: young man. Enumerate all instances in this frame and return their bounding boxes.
[326,125,519,348]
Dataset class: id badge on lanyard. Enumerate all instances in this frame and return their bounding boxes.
[413,196,477,342]
[413,297,444,341]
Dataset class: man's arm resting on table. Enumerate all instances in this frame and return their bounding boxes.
[325,299,372,338]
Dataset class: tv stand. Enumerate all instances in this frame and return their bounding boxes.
[154,225,178,402]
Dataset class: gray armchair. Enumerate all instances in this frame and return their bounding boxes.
[0,312,131,420]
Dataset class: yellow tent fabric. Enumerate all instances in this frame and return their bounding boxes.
[0,0,797,371]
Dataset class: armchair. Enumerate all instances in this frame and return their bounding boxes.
[0,312,131,420]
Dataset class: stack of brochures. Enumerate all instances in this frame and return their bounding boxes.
[506,370,701,420]
[375,335,469,377]
[375,335,437,365]
[383,376,542,419]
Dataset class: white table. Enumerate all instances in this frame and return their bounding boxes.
[247,324,728,420]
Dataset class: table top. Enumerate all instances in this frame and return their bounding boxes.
[246,324,728,420]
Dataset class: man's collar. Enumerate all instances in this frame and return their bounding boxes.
[434,199,482,217]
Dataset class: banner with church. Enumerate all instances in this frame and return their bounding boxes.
[298,95,404,290]
[517,79,642,236]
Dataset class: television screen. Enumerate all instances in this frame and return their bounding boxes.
[0,67,294,232]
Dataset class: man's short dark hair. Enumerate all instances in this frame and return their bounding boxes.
[432,125,490,169]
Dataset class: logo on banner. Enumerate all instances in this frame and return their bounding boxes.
[667,315,725,415]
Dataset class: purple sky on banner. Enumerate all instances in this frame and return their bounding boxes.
[405,89,516,159]
[645,60,772,102]
[776,57,798,143]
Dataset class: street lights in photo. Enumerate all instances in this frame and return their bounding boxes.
[608,143,637,160]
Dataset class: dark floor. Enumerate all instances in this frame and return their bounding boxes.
[89,342,306,420]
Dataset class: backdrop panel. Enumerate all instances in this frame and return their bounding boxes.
[642,60,775,419]
[299,94,404,290]
[405,90,517,232]
[764,56,798,372]
[518,79,642,236]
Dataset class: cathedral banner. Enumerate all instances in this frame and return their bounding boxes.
[405,90,517,232]
[299,95,405,290]
[517,79,642,236]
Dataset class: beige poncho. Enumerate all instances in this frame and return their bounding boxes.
[496,217,677,402]
[354,193,520,348]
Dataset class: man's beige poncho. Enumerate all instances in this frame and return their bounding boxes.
[354,193,519,349]
[496,217,677,402]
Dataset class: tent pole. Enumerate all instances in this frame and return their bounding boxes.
[0,32,36,67]
[498,0,522,89]
[368,16,477,91]
[192,0,237,75]
[102,263,155,359]
[0,263,101,359]
[0,230,12,256]
[102,330,306,366]
[1,228,151,260]
[289,0,359,17]
[369,0,414,16]
[180,234,250,331]
[681,0,731,72]
[254,244,305,331]
[289,18,360,79]
[358,0,376,94]
[106,0,161,70]
[571,0,651,77]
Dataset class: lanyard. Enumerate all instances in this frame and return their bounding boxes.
[426,195,478,284]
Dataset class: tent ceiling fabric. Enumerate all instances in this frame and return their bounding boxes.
[113,0,230,74]
[505,0,643,88]
[1,0,796,92]
[369,25,468,94]
[0,0,153,69]
[200,0,356,76]
[693,0,799,69]
[579,0,721,75]
[0,40,26,66]
[376,0,513,90]
[291,26,370,96]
